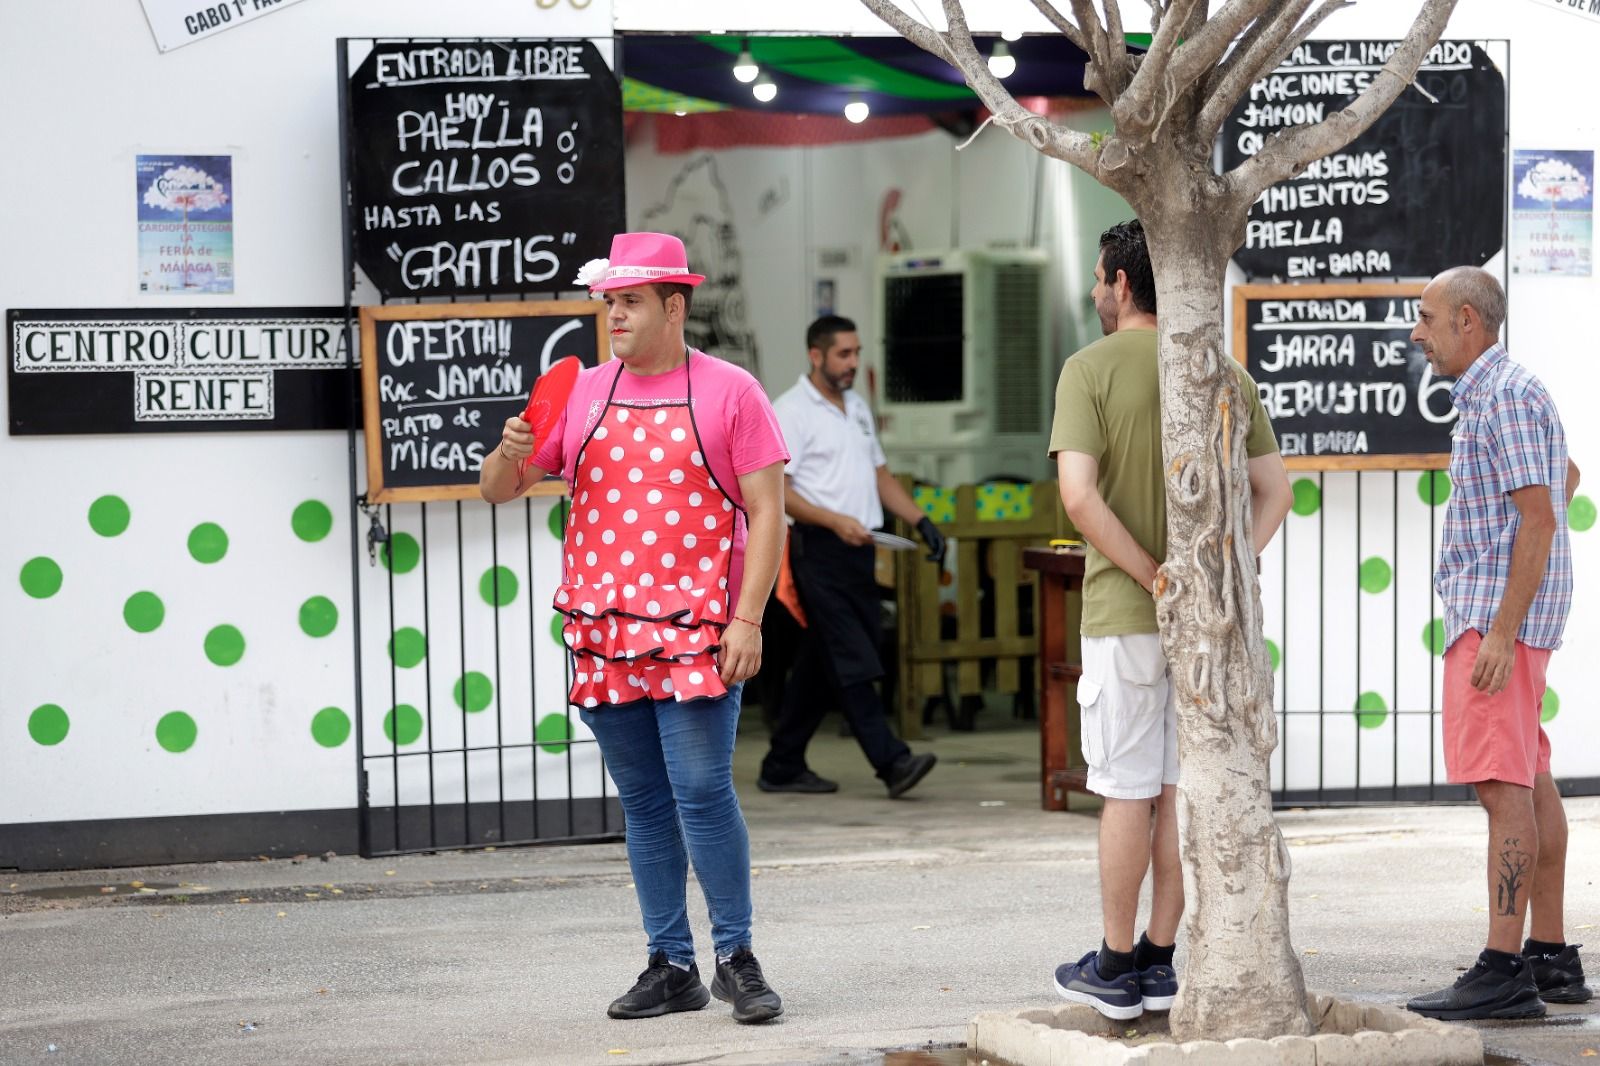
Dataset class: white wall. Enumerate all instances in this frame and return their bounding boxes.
[0,0,611,837]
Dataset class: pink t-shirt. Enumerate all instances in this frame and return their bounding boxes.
[534,350,788,595]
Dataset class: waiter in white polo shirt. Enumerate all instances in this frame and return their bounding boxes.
[757,315,945,798]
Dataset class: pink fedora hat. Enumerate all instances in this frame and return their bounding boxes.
[574,232,706,292]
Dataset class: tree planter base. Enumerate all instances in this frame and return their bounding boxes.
[968,993,1483,1065]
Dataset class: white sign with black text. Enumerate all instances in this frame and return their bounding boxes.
[139,0,311,53]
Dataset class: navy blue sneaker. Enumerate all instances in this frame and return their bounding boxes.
[1053,951,1143,1020]
[1138,963,1179,1011]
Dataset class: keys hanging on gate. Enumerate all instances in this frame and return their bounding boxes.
[362,502,388,567]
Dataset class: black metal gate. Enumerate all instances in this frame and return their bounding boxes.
[1267,469,1596,805]
[348,496,622,857]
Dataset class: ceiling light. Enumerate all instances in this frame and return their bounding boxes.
[844,100,870,124]
[752,73,777,103]
[988,42,1016,79]
[733,41,759,83]
[673,110,687,117]
[1001,27,1023,42]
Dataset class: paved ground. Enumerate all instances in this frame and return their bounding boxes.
[3,720,1597,1065]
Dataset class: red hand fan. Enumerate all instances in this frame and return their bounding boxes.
[520,355,583,474]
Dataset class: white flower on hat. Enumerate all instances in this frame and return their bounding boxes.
[573,258,610,287]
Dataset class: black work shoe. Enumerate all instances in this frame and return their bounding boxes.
[885,752,937,798]
[756,769,839,794]
[1406,953,1546,1020]
[606,952,710,1020]
[1523,943,1593,1004]
[711,947,784,1023]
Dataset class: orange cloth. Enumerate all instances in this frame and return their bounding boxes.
[776,531,808,628]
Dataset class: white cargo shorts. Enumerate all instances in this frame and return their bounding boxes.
[1078,633,1178,800]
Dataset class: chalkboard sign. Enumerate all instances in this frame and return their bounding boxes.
[341,38,625,300]
[1221,40,1505,280]
[8,307,354,435]
[359,301,608,502]
[1232,283,1455,470]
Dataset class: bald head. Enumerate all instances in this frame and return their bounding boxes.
[1412,266,1506,378]
[1430,266,1506,336]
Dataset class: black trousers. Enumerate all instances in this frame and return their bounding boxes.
[760,523,910,782]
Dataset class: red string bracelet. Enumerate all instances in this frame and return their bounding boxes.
[732,614,762,628]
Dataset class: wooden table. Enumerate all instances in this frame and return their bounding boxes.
[1022,547,1090,811]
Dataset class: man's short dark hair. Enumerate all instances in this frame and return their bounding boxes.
[652,282,694,316]
[1099,219,1156,316]
[806,314,857,353]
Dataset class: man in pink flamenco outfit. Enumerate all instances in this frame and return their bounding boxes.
[481,232,789,1024]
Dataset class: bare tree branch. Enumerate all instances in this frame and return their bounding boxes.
[1065,0,1124,100]
[1103,0,1130,94]
[1225,0,1461,206]
[1112,0,1206,139]
[857,0,955,64]
[1027,0,1091,55]
[1161,0,1281,96]
[1145,0,1162,38]
[1195,0,1325,141]
[858,0,1103,173]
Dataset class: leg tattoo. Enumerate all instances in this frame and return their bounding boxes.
[1496,838,1533,917]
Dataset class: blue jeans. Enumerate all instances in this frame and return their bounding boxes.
[579,683,751,965]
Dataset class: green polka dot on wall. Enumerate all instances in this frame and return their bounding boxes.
[389,627,427,668]
[383,704,424,746]
[547,501,568,540]
[156,711,197,753]
[1358,557,1392,595]
[549,613,566,648]
[480,565,519,607]
[124,591,166,633]
[291,500,333,543]
[1423,618,1446,657]
[19,556,63,599]
[1290,478,1321,517]
[188,522,229,564]
[536,712,573,754]
[88,495,130,537]
[1265,639,1280,672]
[311,706,351,748]
[299,596,339,638]
[1570,495,1596,533]
[204,624,246,666]
[378,532,420,574]
[1354,692,1388,730]
[29,703,70,746]
[1541,688,1560,724]
[1417,471,1451,507]
[453,671,494,713]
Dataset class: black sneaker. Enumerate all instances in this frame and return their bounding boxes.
[1406,953,1546,1020]
[711,947,783,1023]
[1523,943,1593,1004]
[1138,963,1179,1011]
[756,769,839,794]
[885,752,937,798]
[1053,950,1143,1020]
[606,952,710,1020]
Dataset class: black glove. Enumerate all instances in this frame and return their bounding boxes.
[916,516,947,567]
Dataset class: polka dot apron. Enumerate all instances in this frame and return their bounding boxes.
[555,353,741,708]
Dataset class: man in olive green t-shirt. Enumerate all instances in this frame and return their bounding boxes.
[1046,220,1292,1021]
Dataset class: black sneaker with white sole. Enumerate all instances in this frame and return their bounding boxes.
[712,947,784,1023]
[606,952,711,1020]
[1138,963,1179,1011]
[1524,943,1593,1004]
[1406,953,1546,1020]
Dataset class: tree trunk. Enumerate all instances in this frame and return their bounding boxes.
[1143,210,1312,1042]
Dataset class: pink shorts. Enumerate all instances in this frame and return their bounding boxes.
[1442,629,1552,789]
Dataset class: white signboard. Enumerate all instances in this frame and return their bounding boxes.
[1522,0,1600,25]
[139,0,312,53]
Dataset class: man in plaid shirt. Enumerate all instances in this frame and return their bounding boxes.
[1406,267,1588,1021]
